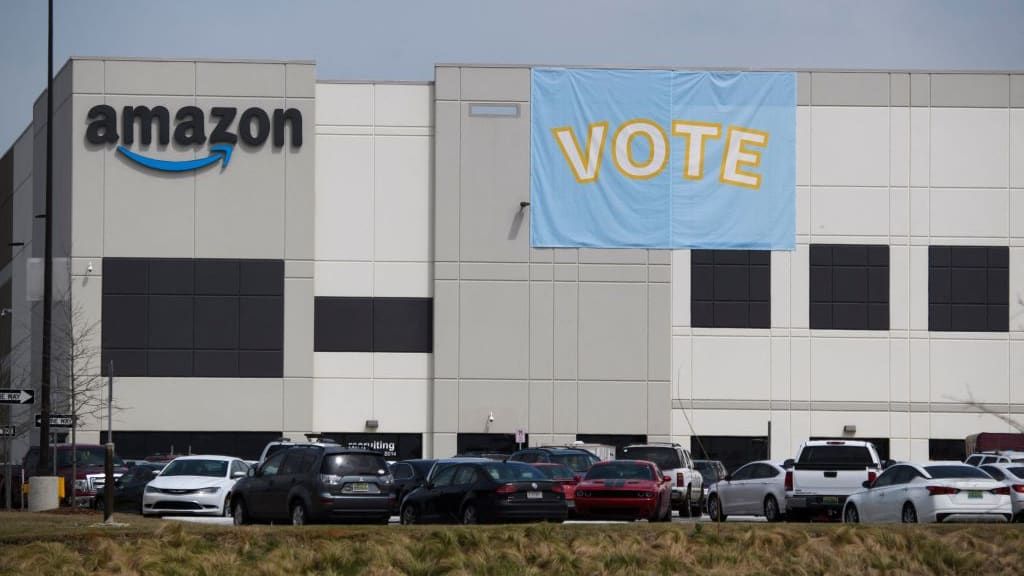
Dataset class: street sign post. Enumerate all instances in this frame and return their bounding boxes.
[34,414,72,428]
[0,390,34,405]
[515,428,526,450]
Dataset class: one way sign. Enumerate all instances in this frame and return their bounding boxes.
[0,390,34,405]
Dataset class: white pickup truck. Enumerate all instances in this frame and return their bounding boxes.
[785,440,884,521]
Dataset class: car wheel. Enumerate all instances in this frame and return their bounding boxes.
[222,495,232,517]
[690,492,703,518]
[708,495,726,522]
[901,502,918,524]
[843,504,860,524]
[659,497,673,522]
[400,504,418,525]
[291,501,308,526]
[764,495,781,522]
[1015,512,1023,524]
[680,488,692,518]
[461,503,478,525]
[232,498,248,526]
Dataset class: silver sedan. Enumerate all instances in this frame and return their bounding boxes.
[706,461,787,522]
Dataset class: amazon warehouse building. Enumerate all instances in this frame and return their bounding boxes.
[1,57,1024,471]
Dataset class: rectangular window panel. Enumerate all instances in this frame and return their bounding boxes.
[315,296,432,353]
[101,431,282,461]
[928,439,966,462]
[690,250,771,329]
[102,258,284,378]
[690,436,769,475]
[929,246,1008,332]
[809,244,889,330]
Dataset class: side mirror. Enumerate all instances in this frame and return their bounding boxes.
[247,468,257,478]
[862,480,873,489]
[574,474,583,483]
[882,460,894,469]
[723,475,732,482]
[783,459,795,469]
[232,470,246,479]
[663,475,672,484]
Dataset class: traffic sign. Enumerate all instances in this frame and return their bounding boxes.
[0,390,34,405]
[515,428,526,444]
[0,425,14,437]
[34,414,73,428]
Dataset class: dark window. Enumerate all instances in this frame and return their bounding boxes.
[809,244,889,330]
[322,433,423,460]
[314,297,432,353]
[101,431,282,461]
[929,246,1008,332]
[619,446,682,471]
[453,465,479,486]
[691,436,768,475]
[457,433,521,455]
[980,466,1005,481]
[691,250,770,328]
[809,437,890,461]
[391,463,414,481]
[798,446,874,466]
[729,463,756,481]
[928,439,966,462]
[101,258,284,378]
[321,453,387,476]
[924,465,992,479]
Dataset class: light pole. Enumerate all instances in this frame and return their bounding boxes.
[38,0,55,479]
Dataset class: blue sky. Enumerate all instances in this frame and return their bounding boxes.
[2,0,1023,150]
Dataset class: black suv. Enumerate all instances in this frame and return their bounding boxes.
[507,447,600,474]
[231,445,394,525]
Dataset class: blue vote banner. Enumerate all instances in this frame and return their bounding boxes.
[531,68,795,250]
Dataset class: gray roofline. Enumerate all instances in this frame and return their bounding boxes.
[316,79,434,86]
[68,55,317,65]
[435,62,1024,74]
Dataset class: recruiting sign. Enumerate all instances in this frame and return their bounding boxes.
[531,68,795,250]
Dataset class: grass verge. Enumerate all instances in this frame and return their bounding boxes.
[1,511,1022,575]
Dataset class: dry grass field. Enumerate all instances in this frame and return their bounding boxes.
[0,511,1021,575]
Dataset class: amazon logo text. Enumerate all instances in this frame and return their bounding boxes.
[552,119,768,189]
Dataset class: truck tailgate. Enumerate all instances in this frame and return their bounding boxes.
[792,467,870,496]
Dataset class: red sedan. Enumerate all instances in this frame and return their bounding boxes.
[574,460,673,522]
[531,463,580,512]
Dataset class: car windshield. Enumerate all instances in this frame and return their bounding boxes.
[798,446,874,466]
[56,447,124,468]
[264,444,291,460]
[409,460,435,478]
[694,461,721,482]
[620,447,681,471]
[321,454,386,476]
[482,462,547,482]
[925,465,993,479]
[161,459,228,478]
[585,462,654,481]
[535,464,575,480]
[550,453,598,472]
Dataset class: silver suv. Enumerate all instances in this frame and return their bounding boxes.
[620,443,703,516]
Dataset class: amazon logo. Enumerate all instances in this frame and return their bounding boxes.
[85,104,303,173]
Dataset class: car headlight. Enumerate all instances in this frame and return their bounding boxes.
[196,487,220,494]
[145,485,157,494]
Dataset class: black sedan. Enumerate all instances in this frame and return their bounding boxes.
[389,459,436,512]
[399,461,566,525]
[94,462,166,513]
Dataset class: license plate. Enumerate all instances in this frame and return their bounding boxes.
[527,491,543,499]
[968,490,982,499]
[822,496,839,504]
[351,483,369,493]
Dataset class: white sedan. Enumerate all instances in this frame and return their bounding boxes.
[707,461,787,522]
[142,455,249,517]
[843,462,1012,523]
[979,463,1024,523]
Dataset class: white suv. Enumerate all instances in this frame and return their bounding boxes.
[621,443,704,516]
[965,451,1024,466]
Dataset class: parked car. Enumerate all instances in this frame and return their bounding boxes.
[621,443,703,516]
[531,462,580,514]
[142,455,249,517]
[94,462,166,513]
[21,444,128,508]
[978,463,1024,522]
[694,459,728,510]
[573,460,673,522]
[706,461,787,522]
[786,440,884,521]
[399,460,566,525]
[389,459,436,512]
[233,446,393,525]
[842,462,1011,523]
[508,447,600,474]
[965,451,1024,466]
[453,452,509,461]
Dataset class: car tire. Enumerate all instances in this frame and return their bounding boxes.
[1015,512,1023,524]
[232,498,249,526]
[680,488,692,518]
[901,502,918,524]
[461,503,479,525]
[222,495,232,517]
[842,504,860,524]
[764,495,781,522]
[400,504,418,525]
[708,495,726,522]
[291,501,308,526]
[690,491,703,518]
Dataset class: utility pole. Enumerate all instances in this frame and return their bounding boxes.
[38,0,54,476]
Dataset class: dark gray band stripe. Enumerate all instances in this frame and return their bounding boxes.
[314,296,432,353]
